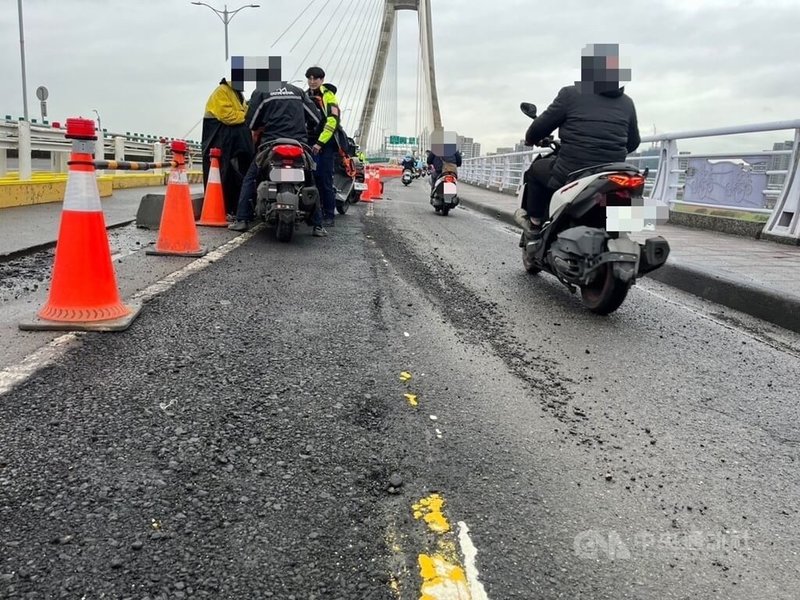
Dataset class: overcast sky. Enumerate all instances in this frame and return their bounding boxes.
[1,0,798,154]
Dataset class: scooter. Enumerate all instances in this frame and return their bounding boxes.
[430,168,459,216]
[253,138,320,243]
[516,102,670,314]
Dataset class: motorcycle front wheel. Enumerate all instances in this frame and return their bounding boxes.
[336,200,350,215]
[580,264,630,315]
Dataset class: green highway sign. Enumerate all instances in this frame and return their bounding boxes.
[387,136,418,145]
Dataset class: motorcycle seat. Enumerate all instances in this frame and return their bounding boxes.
[564,162,639,183]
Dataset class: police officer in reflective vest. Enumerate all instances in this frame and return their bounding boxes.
[306,66,341,227]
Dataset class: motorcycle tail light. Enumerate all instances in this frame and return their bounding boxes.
[444,175,456,183]
[607,174,645,188]
[273,144,304,158]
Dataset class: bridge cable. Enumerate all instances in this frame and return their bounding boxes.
[323,0,366,89]
[271,0,317,48]
[348,0,385,140]
[345,0,383,115]
[289,0,333,53]
[326,0,365,77]
[303,0,350,72]
[288,0,340,80]
[331,1,380,132]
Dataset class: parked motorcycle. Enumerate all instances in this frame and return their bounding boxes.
[430,168,459,216]
[334,152,362,215]
[346,157,367,205]
[253,138,320,243]
[516,102,670,314]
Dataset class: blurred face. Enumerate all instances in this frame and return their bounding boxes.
[307,75,323,91]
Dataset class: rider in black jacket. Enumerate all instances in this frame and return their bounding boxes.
[229,82,322,233]
[518,44,640,235]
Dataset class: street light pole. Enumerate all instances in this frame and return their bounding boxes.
[190,2,260,61]
[17,0,29,121]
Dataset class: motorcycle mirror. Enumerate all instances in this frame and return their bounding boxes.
[520,102,537,119]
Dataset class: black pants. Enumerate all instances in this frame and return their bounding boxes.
[522,156,557,221]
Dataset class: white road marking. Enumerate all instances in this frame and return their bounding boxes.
[457,521,490,600]
[0,333,80,396]
[0,226,262,397]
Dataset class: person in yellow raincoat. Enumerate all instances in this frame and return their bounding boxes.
[201,78,254,217]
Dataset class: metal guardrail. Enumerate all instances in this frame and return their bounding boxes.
[0,119,202,179]
[460,120,800,217]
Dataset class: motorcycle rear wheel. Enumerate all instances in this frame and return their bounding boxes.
[276,218,294,243]
[580,264,630,315]
[441,206,450,216]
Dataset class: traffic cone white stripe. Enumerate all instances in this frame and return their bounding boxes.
[169,170,189,185]
[208,168,221,185]
[62,170,102,213]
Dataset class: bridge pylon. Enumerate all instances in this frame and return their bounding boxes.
[357,0,443,152]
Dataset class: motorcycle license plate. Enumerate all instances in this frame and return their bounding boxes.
[354,182,368,191]
[270,168,305,183]
[443,182,457,195]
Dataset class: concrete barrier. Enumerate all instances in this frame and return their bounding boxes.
[136,192,205,229]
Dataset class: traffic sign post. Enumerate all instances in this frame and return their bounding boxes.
[36,86,48,124]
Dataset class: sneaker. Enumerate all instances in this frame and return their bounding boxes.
[228,220,250,232]
[312,226,328,237]
[226,213,236,223]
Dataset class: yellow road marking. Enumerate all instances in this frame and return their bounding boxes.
[405,392,419,406]
[400,371,413,382]
[413,494,451,534]
[419,554,471,599]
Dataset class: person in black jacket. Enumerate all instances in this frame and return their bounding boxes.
[427,148,462,193]
[517,44,640,235]
[229,82,323,234]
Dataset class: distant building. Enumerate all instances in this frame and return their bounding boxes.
[458,136,481,159]
[495,147,513,155]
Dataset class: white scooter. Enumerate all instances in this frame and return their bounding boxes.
[515,102,670,314]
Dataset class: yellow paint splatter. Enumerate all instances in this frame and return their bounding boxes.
[412,494,451,534]
[418,554,471,599]
[400,371,412,382]
[404,393,419,406]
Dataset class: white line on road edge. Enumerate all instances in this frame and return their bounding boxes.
[0,333,80,397]
[0,226,263,398]
[457,521,490,600]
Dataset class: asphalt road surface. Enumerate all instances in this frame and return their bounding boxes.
[1,180,799,599]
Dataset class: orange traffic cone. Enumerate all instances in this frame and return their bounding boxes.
[197,147,228,227]
[147,141,206,257]
[19,117,141,332]
[368,167,383,199]
[360,170,374,203]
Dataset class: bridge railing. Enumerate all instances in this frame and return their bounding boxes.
[460,120,800,216]
[0,119,202,179]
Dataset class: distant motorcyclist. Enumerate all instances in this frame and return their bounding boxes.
[401,154,416,172]
[228,81,323,235]
[427,148,462,192]
[517,43,641,237]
